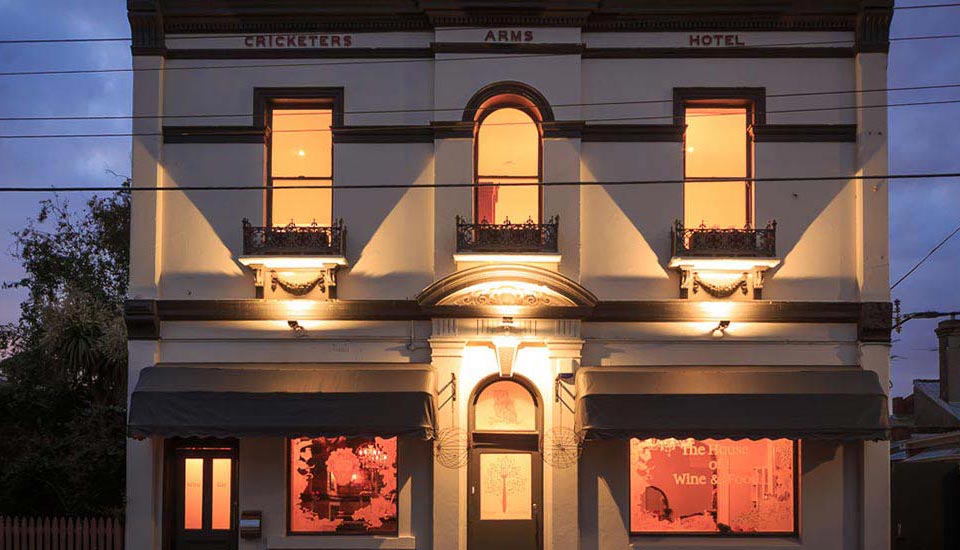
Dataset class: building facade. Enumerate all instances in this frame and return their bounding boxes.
[124,2,893,549]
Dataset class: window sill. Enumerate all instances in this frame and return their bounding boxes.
[667,256,781,272]
[630,535,800,548]
[267,535,416,550]
[238,255,348,270]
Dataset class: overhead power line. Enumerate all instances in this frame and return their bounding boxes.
[0,172,956,194]
[0,97,956,140]
[0,33,958,78]
[891,222,960,290]
[0,82,957,123]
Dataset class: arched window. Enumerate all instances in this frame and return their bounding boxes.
[475,107,541,225]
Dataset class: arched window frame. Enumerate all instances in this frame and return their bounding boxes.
[472,98,544,225]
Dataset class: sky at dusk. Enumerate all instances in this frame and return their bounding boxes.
[0,1,958,397]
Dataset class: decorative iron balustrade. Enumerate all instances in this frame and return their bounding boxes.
[456,215,559,254]
[672,220,777,258]
[242,218,346,256]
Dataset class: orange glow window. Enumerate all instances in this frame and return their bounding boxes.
[476,107,540,224]
[289,436,398,535]
[630,438,796,534]
[183,458,204,530]
[684,107,751,228]
[270,108,333,226]
[211,458,232,530]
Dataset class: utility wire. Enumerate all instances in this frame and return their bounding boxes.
[891,222,960,289]
[0,172,956,194]
[0,82,956,123]
[0,33,958,78]
[0,97,956,140]
[0,2,958,45]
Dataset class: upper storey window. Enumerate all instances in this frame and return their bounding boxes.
[683,105,752,229]
[269,107,333,226]
[476,107,541,225]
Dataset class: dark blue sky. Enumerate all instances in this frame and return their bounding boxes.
[1,1,958,397]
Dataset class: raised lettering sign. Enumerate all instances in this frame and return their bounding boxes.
[483,30,534,43]
[688,34,746,47]
[244,34,353,48]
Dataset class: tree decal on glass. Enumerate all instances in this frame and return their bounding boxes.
[480,454,531,520]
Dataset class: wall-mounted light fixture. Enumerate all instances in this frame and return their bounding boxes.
[288,320,307,337]
[489,316,519,377]
[711,320,731,338]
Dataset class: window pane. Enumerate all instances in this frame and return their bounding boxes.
[630,438,795,534]
[271,109,332,178]
[211,458,232,530]
[271,179,332,226]
[183,458,204,530]
[480,453,532,520]
[477,178,539,225]
[477,108,539,176]
[289,436,398,534]
[684,108,749,228]
[474,380,537,432]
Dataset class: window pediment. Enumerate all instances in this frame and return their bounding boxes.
[418,264,597,308]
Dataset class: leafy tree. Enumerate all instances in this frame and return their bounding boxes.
[0,185,130,515]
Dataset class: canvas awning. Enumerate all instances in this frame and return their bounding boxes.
[128,363,436,439]
[575,367,889,441]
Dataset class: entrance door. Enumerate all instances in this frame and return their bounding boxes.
[167,441,238,550]
[468,377,542,550]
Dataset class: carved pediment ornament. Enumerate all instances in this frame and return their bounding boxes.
[452,284,556,307]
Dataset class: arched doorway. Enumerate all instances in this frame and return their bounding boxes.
[468,375,543,550]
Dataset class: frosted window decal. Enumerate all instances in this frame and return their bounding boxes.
[475,380,537,432]
[210,458,232,530]
[630,438,796,534]
[183,458,204,530]
[480,453,532,520]
[289,436,398,534]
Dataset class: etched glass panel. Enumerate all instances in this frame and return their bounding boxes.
[475,380,536,432]
[630,438,796,534]
[289,436,398,534]
[211,458,232,530]
[480,453,532,520]
[183,458,204,530]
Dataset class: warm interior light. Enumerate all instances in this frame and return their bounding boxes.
[211,458,232,530]
[684,107,749,228]
[477,107,539,224]
[271,108,332,226]
[183,458,204,530]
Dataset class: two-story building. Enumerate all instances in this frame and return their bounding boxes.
[124,1,893,549]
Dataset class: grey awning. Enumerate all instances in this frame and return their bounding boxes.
[575,367,889,441]
[129,363,436,439]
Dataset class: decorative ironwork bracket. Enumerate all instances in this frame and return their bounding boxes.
[438,372,457,410]
[554,375,576,413]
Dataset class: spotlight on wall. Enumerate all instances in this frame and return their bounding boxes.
[287,320,307,337]
[711,320,731,338]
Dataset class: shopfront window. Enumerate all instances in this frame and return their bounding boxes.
[630,438,796,535]
[289,436,398,535]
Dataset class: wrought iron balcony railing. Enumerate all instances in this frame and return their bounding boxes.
[671,220,777,258]
[242,218,346,256]
[456,215,559,254]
